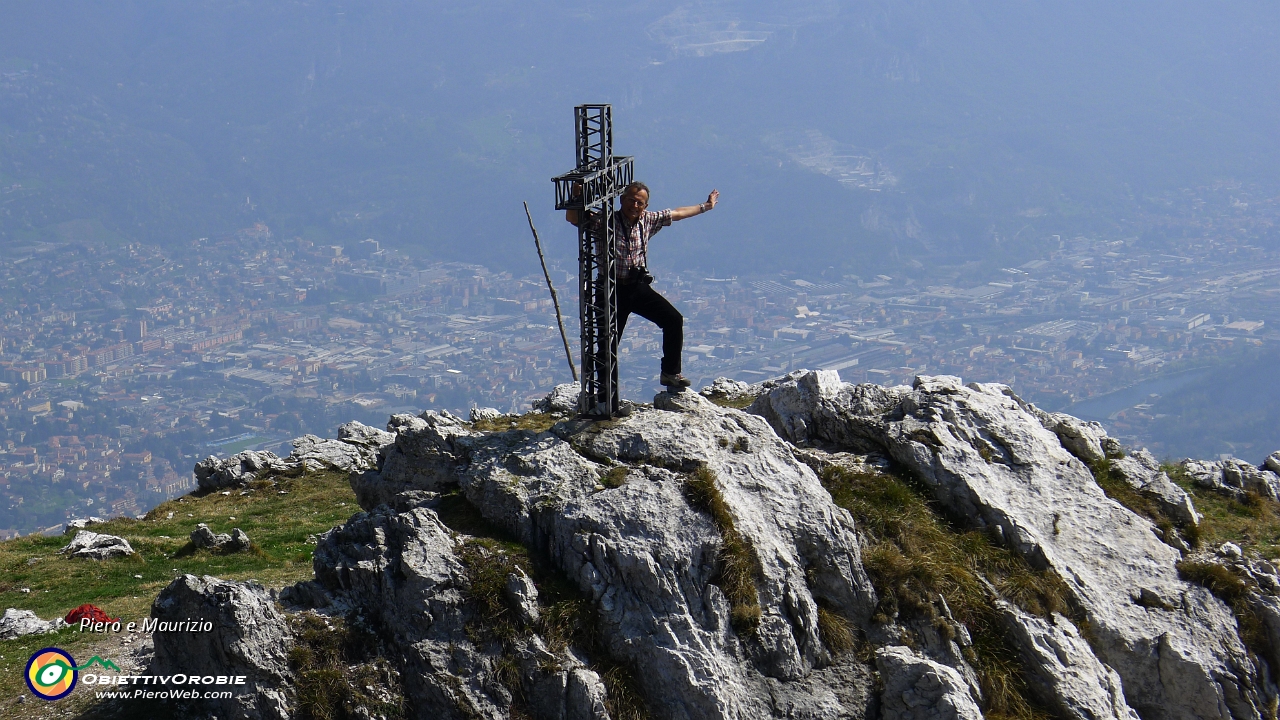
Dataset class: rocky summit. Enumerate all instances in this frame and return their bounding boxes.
[143,371,1280,720]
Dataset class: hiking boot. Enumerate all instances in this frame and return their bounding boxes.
[660,373,692,389]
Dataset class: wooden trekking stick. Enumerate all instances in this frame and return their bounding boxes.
[524,201,578,383]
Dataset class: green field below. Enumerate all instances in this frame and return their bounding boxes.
[0,471,356,718]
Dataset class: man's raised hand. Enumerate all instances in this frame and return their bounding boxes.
[706,189,719,209]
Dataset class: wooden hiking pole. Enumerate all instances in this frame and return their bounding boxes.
[524,201,578,382]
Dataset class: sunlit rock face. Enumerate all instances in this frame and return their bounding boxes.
[750,370,1272,720]
[166,371,1280,720]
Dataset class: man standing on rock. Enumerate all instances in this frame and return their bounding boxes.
[566,181,719,391]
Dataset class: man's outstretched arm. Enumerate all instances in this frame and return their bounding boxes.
[670,189,719,221]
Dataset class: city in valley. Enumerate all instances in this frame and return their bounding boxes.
[1,192,1277,537]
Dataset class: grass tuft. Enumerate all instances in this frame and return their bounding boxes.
[600,467,629,489]
[817,606,855,654]
[600,665,649,720]
[683,465,763,634]
[820,465,1067,720]
[290,613,405,720]
[458,539,532,645]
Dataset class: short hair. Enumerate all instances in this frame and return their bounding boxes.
[623,181,650,197]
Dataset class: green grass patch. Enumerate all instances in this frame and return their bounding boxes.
[0,470,358,717]
[683,465,763,633]
[820,465,1068,720]
[1163,464,1280,557]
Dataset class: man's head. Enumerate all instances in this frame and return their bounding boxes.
[621,181,650,221]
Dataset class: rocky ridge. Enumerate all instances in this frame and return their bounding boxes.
[140,371,1280,720]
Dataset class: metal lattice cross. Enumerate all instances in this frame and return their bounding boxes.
[552,105,634,418]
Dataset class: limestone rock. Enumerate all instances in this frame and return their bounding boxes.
[194,421,394,492]
[533,382,581,414]
[700,377,762,405]
[195,450,289,491]
[1265,451,1280,476]
[355,388,879,719]
[313,503,613,718]
[66,516,105,530]
[0,608,66,639]
[470,406,505,422]
[875,645,982,720]
[1110,449,1200,527]
[60,530,134,560]
[351,411,475,509]
[190,523,252,553]
[1182,548,1280,676]
[504,566,540,625]
[1180,457,1280,502]
[1028,404,1198,530]
[994,601,1139,720]
[752,371,1271,720]
[150,575,293,720]
[338,419,396,451]
[1033,410,1111,465]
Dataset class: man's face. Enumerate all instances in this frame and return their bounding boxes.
[621,188,649,221]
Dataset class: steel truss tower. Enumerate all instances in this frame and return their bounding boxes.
[552,105,634,418]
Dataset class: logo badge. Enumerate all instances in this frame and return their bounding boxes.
[25,648,78,700]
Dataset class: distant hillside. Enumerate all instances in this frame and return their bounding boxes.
[3,1,1280,275]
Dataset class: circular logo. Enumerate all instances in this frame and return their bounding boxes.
[25,648,78,701]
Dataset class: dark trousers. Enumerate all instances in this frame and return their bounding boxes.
[616,279,683,376]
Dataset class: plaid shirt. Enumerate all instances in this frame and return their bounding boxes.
[583,208,672,282]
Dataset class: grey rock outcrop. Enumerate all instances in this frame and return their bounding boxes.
[1265,451,1280,476]
[700,377,761,405]
[0,608,66,639]
[312,504,613,719]
[505,565,540,625]
[874,645,982,720]
[60,530,135,560]
[1182,547,1280,677]
[149,575,293,720]
[533,382,581,414]
[196,421,394,491]
[1110,448,1200,527]
[751,370,1271,720]
[195,449,289,491]
[1180,457,1280,502]
[190,523,252,553]
[1032,410,1116,465]
[66,516,105,530]
[351,411,475,509]
[470,406,506,422]
[350,387,878,719]
[994,601,1139,720]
